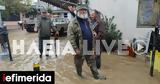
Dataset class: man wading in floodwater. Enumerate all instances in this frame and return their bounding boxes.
[37,10,59,58]
[67,4,106,80]
[90,10,106,69]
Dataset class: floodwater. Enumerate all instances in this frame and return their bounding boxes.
[0,27,160,84]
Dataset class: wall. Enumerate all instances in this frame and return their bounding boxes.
[89,0,154,40]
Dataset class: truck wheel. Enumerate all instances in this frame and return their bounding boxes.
[60,28,64,36]
[26,28,30,32]
[26,24,35,32]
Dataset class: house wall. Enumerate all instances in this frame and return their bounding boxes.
[89,0,154,40]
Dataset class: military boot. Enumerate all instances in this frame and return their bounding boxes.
[94,74,106,80]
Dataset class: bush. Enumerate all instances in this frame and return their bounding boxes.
[103,16,122,51]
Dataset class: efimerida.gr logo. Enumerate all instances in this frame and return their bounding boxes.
[3,74,51,82]
[0,71,55,84]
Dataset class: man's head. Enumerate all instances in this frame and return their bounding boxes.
[90,10,100,20]
[41,9,48,17]
[76,5,89,19]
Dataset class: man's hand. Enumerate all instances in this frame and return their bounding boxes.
[75,49,81,58]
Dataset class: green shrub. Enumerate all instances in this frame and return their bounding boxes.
[103,16,122,50]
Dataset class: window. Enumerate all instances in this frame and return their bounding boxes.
[137,0,160,28]
[64,13,68,18]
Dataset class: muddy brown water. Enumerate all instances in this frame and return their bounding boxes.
[0,28,160,84]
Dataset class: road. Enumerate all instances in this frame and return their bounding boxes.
[0,27,160,84]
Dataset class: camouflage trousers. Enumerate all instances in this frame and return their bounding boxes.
[74,55,99,77]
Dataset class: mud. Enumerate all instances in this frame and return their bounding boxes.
[0,28,160,84]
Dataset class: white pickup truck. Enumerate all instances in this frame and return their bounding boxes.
[23,15,37,32]
[52,18,69,36]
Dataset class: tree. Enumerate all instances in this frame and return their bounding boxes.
[2,0,32,20]
[103,16,122,51]
[47,7,53,14]
[5,0,32,13]
[0,0,5,5]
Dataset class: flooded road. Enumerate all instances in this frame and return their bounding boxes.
[0,28,160,84]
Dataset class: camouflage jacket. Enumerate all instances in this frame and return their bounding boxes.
[67,17,94,51]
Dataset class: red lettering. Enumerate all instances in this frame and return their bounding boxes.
[3,74,6,82]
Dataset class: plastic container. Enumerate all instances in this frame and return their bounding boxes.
[150,50,160,72]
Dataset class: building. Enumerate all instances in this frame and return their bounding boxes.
[90,0,154,40]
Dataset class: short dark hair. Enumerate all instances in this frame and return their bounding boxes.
[92,9,101,22]
[94,10,100,15]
